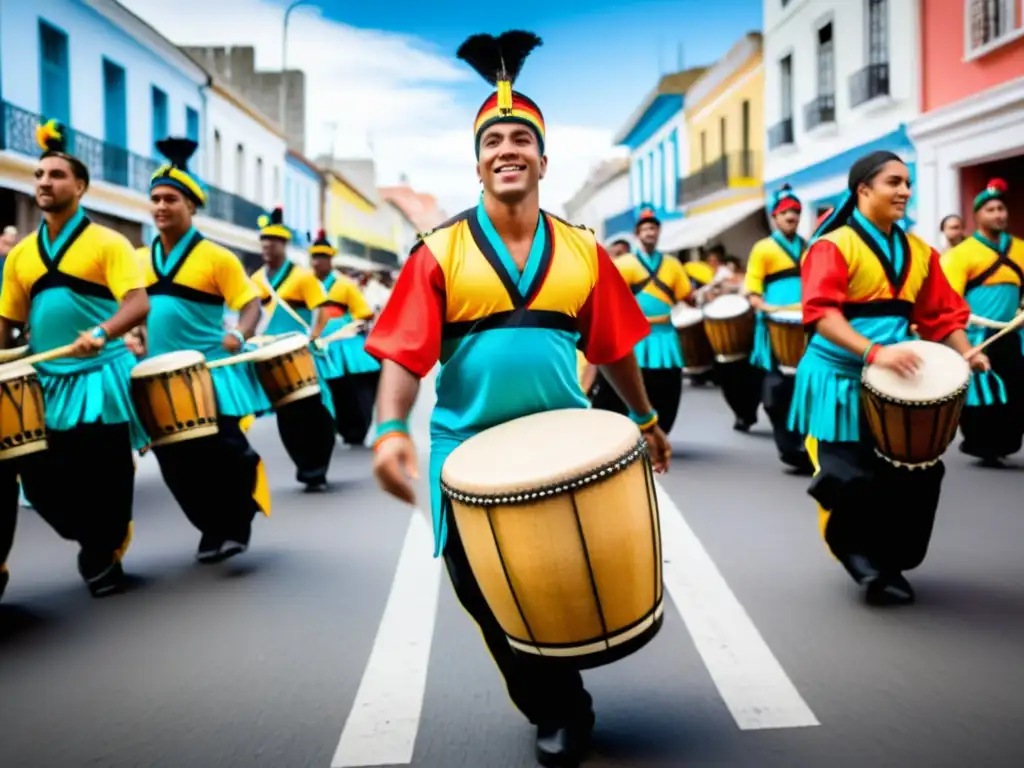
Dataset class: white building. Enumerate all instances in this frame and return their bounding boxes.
[284,149,322,249]
[562,157,631,244]
[762,0,921,236]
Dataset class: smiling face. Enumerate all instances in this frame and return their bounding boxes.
[34,156,86,213]
[150,185,194,234]
[857,160,911,227]
[476,122,546,205]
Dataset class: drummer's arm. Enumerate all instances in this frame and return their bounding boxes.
[802,241,874,357]
[913,248,972,354]
[0,256,27,347]
[103,238,150,340]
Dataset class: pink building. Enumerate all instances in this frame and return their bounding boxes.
[909,0,1024,239]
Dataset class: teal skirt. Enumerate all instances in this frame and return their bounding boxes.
[964,325,1009,407]
[750,313,773,371]
[788,349,862,442]
[211,362,272,417]
[634,321,683,369]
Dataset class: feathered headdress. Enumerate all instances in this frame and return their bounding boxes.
[151,137,206,207]
[309,228,336,258]
[36,118,90,185]
[974,178,1008,212]
[768,183,802,217]
[456,31,546,156]
[258,206,292,241]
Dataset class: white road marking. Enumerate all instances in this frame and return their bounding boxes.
[331,509,443,767]
[655,480,820,730]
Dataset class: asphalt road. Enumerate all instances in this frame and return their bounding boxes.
[1,379,1023,768]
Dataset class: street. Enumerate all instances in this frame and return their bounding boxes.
[1,381,1023,768]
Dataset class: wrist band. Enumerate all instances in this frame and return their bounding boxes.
[373,431,410,452]
[629,410,659,432]
[91,326,108,340]
[228,328,246,345]
[375,419,409,439]
[863,343,879,365]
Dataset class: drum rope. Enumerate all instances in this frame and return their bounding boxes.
[481,502,538,647]
[568,493,610,647]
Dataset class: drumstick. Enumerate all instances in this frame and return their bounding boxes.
[319,321,362,345]
[0,345,29,363]
[968,313,1016,330]
[760,303,802,313]
[965,310,1024,358]
[3,342,78,369]
[259,274,311,333]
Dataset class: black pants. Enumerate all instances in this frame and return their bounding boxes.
[810,430,943,581]
[589,368,682,435]
[328,372,381,445]
[443,503,593,729]
[762,370,810,469]
[153,416,261,544]
[716,360,763,425]
[19,422,135,583]
[958,333,1024,460]
[0,467,18,598]
[276,395,336,485]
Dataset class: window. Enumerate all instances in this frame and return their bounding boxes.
[213,130,222,186]
[235,144,246,197]
[779,54,793,118]
[741,100,750,154]
[186,107,200,143]
[817,23,835,96]
[700,130,707,167]
[867,0,888,65]
[273,167,281,206]
[151,87,168,156]
[719,117,726,158]
[39,21,70,124]
[967,0,1022,54]
[255,157,264,205]
[102,59,127,148]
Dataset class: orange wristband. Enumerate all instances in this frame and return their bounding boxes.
[373,431,410,452]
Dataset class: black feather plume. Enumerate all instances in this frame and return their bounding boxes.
[156,137,199,170]
[456,31,543,86]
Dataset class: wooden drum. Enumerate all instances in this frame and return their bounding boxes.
[441,408,664,670]
[131,351,219,447]
[766,310,806,375]
[860,340,970,469]
[671,304,714,375]
[702,294,755,363]
[0,362,47,461]
[252,334,320,408]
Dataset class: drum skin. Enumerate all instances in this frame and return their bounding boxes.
[253,337,320,408]
[131,355,219,447]
[860,340,970,467]
[0,364,47,460]
[703,296,755,362]
[766,313,806,372]
[441,409,664,670]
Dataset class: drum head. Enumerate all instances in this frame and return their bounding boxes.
[442,409,641,497]
[253,334,311,359]
[767,310,802,324]
[703,294,750,320]
[131,350,207,378]
[0,361,37,382]
[862,340,970,403]
[671,304,704,328]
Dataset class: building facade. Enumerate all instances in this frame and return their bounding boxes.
[909,0,1024,240]
[666,32,769,258]
[284,149,323,249]
[323,167,400,270]
[762,0,920,236]
[562,157,631,244]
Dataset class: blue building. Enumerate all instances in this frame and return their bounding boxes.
[284,149,323,247]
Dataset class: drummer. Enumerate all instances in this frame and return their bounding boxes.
[0,120,150,597]
[745,184,812,472]
[790,150,989,606]
[137,136,270,562]
[252,208,338,490]
[365,30,671,768]
[590,207,694,436]
[310,232,382,446]
[939,179,1024,465]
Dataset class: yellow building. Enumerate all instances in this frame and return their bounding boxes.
[323,168,401,271]
[660,32,770,258]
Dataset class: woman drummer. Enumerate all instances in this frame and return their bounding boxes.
[789,150,989,606]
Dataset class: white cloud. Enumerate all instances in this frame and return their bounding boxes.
[119,0,620,218]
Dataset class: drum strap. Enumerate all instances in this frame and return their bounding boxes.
[147,233,222,306]
[965,255,1024,293]
[631,272,674,302]
[763,267,800,287]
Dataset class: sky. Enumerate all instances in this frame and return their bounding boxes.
[121,0,761,218]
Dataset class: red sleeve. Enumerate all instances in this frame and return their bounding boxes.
[801,240,850,327]
[577,244,650,364]
[364,244,445,377]
[912,248,970,342]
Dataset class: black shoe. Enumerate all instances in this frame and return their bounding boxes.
[866,573,915,606]
[733,418,754,432]
[84,561,126,598]
[780,452,814,475]
[840,554,881,587]
[535,711,595,768]
[217,540,248,561]
[302,480,329,493]
[197,533,223,564]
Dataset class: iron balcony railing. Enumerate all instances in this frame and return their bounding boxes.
[803,94,836,131]
[767,118,794,150]
[849,62,889,108]
[1,100,264,231]
[677,151,759,205]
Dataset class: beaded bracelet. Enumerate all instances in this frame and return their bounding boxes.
[629,409,660,432]
[862,343,880,365]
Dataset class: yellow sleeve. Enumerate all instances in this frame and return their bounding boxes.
[302,272,328,309]
[344,281,375,320]
[744,242,768,295]
[939,248,969,296]
[213,249,260,311]
[252,271,270,300]
[0,251,30,323]
[671,261,692,302]
[104,232,145,300]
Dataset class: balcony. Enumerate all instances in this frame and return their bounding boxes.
[767,118,794,150]
[803,95,835,131]
[0,101,263,231]
[849,62,889,108]
[677,151,759,205]
[602,208,635,236]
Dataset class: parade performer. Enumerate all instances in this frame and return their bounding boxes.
[310,231,381,446]
[591,207,692,435]
[252,208,337,490]
[745,184,811,471]
[940,179,1024,464]
[139,137,271,562]
[0,120,150,597]
[790,150,988,606]
[365,31,671,768]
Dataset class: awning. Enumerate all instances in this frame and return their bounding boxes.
[659,197,765,251]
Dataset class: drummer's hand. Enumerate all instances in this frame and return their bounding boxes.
[71,328,106,357]
[967,351,991,372]
[125,334,145,356]
[873,345,922,377]
[222,333,243,353]
[373,434,419,505]
[643,426,671,473]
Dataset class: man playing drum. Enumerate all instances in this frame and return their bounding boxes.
[745,184,812,472]
[790,150,989,606]
[590,207,694,436]
[365,31,671,768]
[940,179,1024,465]
[252,208,338,490]
[137,137,271,563]
[0,120,150,597]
